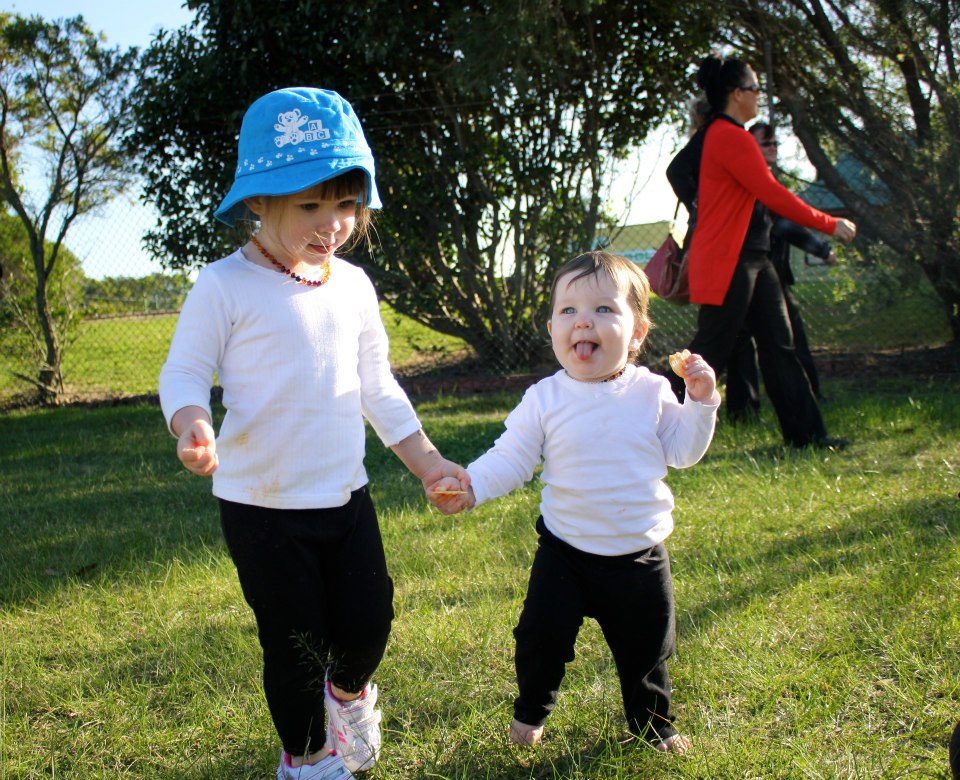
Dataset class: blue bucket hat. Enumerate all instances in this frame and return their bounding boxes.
[215,87,381,225]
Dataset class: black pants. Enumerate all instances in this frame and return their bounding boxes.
[513,518,679,744]
[219,487,394,756]
[726,329,763,422]
[671,253,827,446]
[727,283,823,421]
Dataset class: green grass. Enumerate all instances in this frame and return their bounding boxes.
[2,378,959,778]
[3,268,954,405]
[0,304,471,403]
[790,278,953,349]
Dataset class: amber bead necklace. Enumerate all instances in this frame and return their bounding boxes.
[568,365,627,383]
[250,235,331,287]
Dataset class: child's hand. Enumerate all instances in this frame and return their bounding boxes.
[426,476,476,514]
[177,419,219,477]
[421,459,474,514]
[681,352,720,405]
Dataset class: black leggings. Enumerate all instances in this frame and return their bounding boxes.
[219,487,393,756]
[513,518,679,744]
[672,253,827,446]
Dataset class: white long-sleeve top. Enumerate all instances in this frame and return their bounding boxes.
[467,365,718,555]
[159,250,422,509]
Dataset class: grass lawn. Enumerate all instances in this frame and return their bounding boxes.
[1,377,959,778]
[0,304,472,404]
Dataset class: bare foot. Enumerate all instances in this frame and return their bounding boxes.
[654,733,691,754]
[509,719,544,746]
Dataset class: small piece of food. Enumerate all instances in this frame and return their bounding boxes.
[669,349,691,377]
[431,489,467,496]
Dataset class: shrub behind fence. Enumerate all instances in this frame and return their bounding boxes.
[1,201,952,405]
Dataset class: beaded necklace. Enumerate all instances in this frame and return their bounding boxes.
[250,235,331,287]
[567,365,627,383]
[602,366,627,382]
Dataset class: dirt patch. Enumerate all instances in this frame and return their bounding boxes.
[813,344,960,381]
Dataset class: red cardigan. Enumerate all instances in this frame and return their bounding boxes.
[687,117,838,305]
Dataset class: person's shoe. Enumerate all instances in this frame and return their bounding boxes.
[814,436,849,450]
[325,681,381,773]
[276,750,354,780]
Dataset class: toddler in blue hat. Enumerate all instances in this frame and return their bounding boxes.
[160,87,470,779]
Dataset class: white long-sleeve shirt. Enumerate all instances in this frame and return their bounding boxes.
[159,250,422,509]
[467,365,718,555]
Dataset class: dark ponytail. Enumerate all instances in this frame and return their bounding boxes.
[697,53,750,114]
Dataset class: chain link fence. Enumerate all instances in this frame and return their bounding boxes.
[1,186,953,406]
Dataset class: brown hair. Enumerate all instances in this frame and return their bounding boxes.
[749,121,774,142]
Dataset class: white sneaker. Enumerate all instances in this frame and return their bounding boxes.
[325,681,382,773]
[276,750,354,780]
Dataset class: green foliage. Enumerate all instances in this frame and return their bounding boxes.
[1,379,958,777]
[131,0,719,369]
[725,0,960,341]
[0,13,140,403]
[81,273,194,316]
[0,209,85,361]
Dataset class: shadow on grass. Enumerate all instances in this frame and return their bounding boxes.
[676,492,959,636]
[0,400,513,607]
[0,403,223,607]
[397,728,690,780]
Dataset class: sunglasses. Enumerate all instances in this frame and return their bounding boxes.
[760,140,779,148]
[739,83,761,93]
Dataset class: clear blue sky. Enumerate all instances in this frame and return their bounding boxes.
[1,0,196,49]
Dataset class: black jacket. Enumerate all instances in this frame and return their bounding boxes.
[770,216,831,286]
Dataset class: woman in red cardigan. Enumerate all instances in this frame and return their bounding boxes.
[676,53,856,448]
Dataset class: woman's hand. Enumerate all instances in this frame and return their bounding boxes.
[832,219,857,243]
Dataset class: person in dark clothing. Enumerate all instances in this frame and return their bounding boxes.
[726,122,840,422]
[665,96,711,251]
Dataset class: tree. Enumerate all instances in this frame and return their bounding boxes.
[81,272,193,316]
[0,14,139,404]
[0,208,84,379]
[132,1,716,369]
[723,0,960,343]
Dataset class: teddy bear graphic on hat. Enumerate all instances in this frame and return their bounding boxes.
[274,109,331,148]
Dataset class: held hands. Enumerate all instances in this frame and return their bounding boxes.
[421,460,475,515]
[679,352,720,405]
[176,418,219,477]
[832,219,857,243]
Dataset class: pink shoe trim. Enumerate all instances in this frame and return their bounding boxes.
[325,680,368,703]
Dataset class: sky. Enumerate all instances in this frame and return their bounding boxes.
[3,0,195,51]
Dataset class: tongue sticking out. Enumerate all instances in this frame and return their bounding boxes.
[575,342,596,360]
